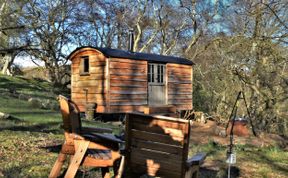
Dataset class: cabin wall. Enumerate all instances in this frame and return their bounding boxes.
[108,58,148,112]
[167,63,193,110]
[71,50,107,112]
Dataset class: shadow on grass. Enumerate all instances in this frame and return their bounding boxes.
[200,167,218,178]
[0,121,62,134]
[200,166,240,178]
[244,150,288,174]
[9,111,59,115]
[0,77,48,93]
[41,144,62,153]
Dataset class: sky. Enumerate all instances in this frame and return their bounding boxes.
[14,56,44,68]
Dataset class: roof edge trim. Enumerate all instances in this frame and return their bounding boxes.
[67,46,104,60]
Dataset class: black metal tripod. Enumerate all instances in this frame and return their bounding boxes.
[225,91,257,137]
[225,91,257,178]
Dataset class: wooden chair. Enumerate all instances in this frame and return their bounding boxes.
[124,113,206,178]
[49,95,123,178]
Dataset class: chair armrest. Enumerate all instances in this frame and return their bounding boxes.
[186,152,207,167]
[81,126,113,133]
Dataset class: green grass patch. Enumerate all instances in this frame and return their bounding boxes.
[189,141,288,178]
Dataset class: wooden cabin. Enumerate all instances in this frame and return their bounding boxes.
[68,46,194,114]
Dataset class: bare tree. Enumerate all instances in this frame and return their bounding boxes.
[21,0,78,86]
[0,0,26,75]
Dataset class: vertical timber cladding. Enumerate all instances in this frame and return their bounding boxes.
[108,58,148,112]
[167,63,193,110]
[71,49,107,112]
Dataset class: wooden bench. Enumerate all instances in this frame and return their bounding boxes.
[124,113,206,178]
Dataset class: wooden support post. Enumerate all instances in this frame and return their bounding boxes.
[64,140,89,178]
[49,152,67,178]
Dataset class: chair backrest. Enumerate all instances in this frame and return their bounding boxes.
[58,95,82,134]
[125,113,191,178]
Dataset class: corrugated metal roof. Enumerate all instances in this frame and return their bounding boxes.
[68,46,194,65]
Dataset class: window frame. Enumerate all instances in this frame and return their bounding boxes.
[148,63,166,85]
[80,56,90,76]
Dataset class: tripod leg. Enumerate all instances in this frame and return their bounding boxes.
[242,92,257,136]
[225,91,242,131]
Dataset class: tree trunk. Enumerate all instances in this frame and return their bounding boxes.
[45,62,62,87]
[1,53,15,75]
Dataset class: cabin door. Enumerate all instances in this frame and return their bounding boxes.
[148,63,166,106]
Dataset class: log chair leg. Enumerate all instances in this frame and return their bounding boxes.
[64,141,89,178]
[49,152,67,178]
[114,156,125,178]
[101,167,110,178]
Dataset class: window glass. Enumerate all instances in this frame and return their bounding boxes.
[157,65,160,83]
[148,64,165,84]
[80,56,89,75]
[151,64,154,82]
[160,65,164,83]
[148,64,151,82]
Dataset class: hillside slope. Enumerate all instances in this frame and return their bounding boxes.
[0,74,119,177]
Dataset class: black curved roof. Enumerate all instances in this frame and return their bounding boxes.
[68,46,194,65]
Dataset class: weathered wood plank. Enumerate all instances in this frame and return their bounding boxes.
[110,86,147,92]
[131,139,183,155]
[168,79,192,84]
[130,113,189,125]
[109,80,147,87]
[110,74,147,81]
[110,93,147,100]
[72,81,106,87]
[110,101,147,106]
[72,99,106,105]
[168,95,192,99]
[72,87,106,94]
[90,60,106,66]
[131,130,184,146]
[109,68,146,75]
[90,66,106,73]
[72,74,105,81]
[168,67,191,73]
[168,71,191,76]
[168,83,192,88]
[109,72,145,76]
[131,122,185,140]
[72,93,106,100]
[109,58,147,65]
[167,63,192,69]
[110,62,146,69]
[110,99,147,103]
[168,91,192,95]
[109,105,145,112]
[110,91,147,95]
[130,148,182,166]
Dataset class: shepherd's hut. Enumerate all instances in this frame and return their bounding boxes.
[68,35,194,115]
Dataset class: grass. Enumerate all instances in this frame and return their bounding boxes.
[0,74,120,177]
[189,141,288,178]
[0,74,287,177]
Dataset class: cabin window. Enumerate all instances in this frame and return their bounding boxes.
[148,63,165,84]
[80,56,89,75]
